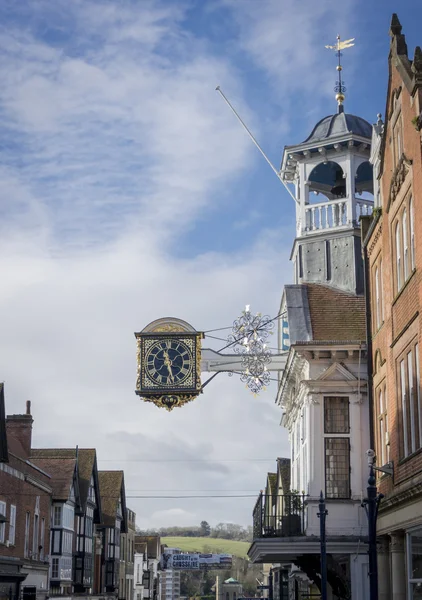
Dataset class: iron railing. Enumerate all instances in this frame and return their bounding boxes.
[252,492,307,538]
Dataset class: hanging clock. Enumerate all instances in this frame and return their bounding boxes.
[135,318,203,411]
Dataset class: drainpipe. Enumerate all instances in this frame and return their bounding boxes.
[361,216,375,450]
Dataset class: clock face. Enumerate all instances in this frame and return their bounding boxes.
[145,339,193,387]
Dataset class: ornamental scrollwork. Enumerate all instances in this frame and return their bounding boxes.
[388,154,412,209]
[227,306,274,394]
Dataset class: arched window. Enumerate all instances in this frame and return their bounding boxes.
[379,388,386,466]
[375,267,381,330]
[403,209,409,281]
[410,197,415,269]
[396,221,402,291]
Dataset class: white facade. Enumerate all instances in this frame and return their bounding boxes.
[133,552,145,600]
[159,548,180,600]
[250,109,374,599]
[279,346,370,538]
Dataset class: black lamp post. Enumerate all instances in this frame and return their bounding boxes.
[317,491,328,600]
[361,452,384,600]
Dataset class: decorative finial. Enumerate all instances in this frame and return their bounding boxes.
[325,35,355,113]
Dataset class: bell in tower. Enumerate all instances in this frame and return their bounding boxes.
[280,37,374,295]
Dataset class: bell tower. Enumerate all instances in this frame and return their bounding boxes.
[280,37,374,295]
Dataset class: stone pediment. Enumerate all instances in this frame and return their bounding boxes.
[316,362,357,382]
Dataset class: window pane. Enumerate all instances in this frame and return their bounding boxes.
[9,505,16,545]
[375,267,380,329]
[0,502,6,544]
[396,222,402,290]
[409,350,416,453]
[401,360,409,456]
[54,505,62,527]
[325,438,350,498]
[24,513,31,558]
[410,197,415,269]
[410,530,422,581]
[324,397,350,433]
[403,210,409,280]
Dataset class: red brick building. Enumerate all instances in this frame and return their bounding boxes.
[0,391,52,600]
[364,15,422,600]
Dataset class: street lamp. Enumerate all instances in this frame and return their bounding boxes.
[361,449,384,600]
[317,492,328,600]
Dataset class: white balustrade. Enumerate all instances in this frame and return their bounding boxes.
[355,199,373,220]
[304,197,374,233]
[305,199,348,232]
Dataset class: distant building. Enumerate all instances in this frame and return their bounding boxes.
[0,398,52,600]
[216,577,242,600]
[120,508,136,600]
[31,447,102,597]
[158,548,180,600]
[134,536,161,600]
[96,471,127,595]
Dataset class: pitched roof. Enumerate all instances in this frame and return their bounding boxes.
[266,473,277,497]
[75,449,97,509]
[98,471,126,530]
[277,457,291,494]
[30,454,77,501]
[305,284,366,342]
[31,448,100,516]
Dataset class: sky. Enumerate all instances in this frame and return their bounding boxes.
[1,0,422,530]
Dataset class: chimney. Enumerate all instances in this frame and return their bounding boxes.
[6,401,34,458]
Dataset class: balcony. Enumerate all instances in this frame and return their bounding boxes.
[252,492,306,538]
[303,197,373,233]
[249,492,369,565]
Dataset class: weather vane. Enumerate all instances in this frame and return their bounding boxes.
[325,35,355,111]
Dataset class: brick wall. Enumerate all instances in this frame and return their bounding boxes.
[0,404,52,564]
[367,24,422,505]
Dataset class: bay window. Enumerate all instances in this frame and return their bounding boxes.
[324,397,350,498]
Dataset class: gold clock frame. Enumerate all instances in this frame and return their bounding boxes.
[134,317,203,411]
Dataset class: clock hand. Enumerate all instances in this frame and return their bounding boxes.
[163,350,175,383]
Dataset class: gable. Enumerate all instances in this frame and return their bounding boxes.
[317,362,357,382]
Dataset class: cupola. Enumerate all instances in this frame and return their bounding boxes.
[280,37,374,295]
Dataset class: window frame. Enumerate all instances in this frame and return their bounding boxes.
[377,385,389,467]
[409,196,415,270]
[9,505,16,546]
[395,220,402,292]
[403,209,409,281]
[24,512,31,558]
[324,396,350,434]
[0,501,6,544]
[398,340,422,458]
[324,437,351,499]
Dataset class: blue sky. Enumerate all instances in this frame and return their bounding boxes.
[0,1,421,529]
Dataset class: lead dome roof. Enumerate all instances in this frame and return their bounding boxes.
[303,112,372,143]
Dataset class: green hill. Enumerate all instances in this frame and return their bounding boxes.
[161,537,250,559]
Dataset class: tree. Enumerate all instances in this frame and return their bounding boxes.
[200,520,211,536]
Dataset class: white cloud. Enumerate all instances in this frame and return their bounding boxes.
[0,0,357,528]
